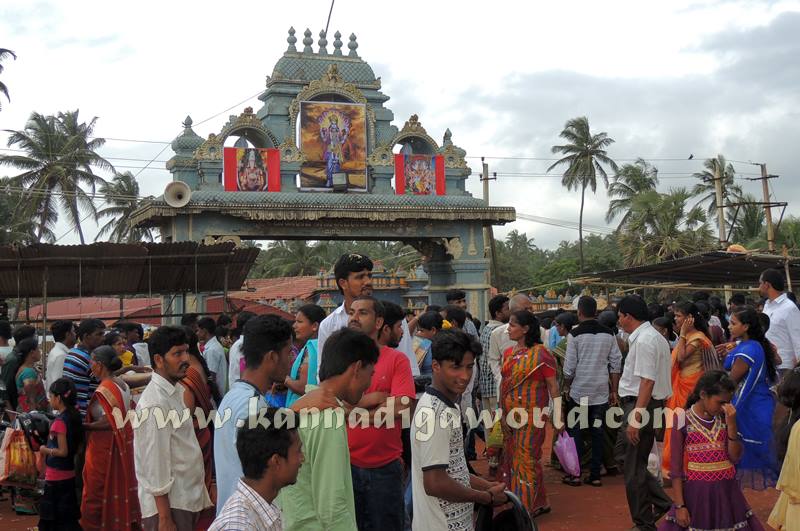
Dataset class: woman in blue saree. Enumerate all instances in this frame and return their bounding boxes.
[285,304,326,407]
[724,307,780,489]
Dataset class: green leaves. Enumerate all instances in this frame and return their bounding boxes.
[0,109,111,244]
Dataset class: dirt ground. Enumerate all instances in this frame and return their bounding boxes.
[1,427,780,530]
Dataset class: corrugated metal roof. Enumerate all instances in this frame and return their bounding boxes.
[0,242,259,298]
[582,251,800,286]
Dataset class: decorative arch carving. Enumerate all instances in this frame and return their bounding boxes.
[391,114,439,153]
[218,107,279,148]
[195,133,224,161]
[287,64,376,149]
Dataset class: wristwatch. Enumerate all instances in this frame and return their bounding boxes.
[674,503,686,509]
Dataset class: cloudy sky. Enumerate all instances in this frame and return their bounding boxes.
[1,0,798,248]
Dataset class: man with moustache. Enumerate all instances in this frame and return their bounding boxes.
[346,298,415,530]
[317,253,419,382]
[134,325,212,531]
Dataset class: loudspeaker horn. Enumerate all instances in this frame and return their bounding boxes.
[164,181,191,208]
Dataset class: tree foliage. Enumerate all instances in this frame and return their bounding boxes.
[548,116,618,272]
[95,171,155,243]
[617,188,715,266]
[0,48,15,111]
[0,110,112,243]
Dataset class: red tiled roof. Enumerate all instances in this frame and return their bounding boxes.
[19,297,160,322]
[235,276,318,302]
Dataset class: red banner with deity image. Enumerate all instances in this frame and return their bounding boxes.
[394,154,445,195]
[223,147,281,192]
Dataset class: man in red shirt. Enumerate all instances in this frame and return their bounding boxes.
[347,297,415,531]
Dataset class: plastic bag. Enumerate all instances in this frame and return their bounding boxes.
[554,431,580,477]
[486,419,504,449]
[0,426,39,488]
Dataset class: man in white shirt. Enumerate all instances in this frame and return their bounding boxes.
[45,320,76,389]
[197,316,228,399]
[134,325,212,531]
[759,268,800,376]
[227,311,256,389]
[487,293,533,397]
[317,253,375,379]
[615,295,672,531]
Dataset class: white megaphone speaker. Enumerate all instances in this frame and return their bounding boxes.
[164,181,192,208]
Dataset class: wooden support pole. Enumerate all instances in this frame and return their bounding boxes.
[41,266,48,383]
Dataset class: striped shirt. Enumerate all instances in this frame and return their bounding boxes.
[210,479,282,531]
[563,320,623,406]
[62,346,97,418]
[478,320,502,397]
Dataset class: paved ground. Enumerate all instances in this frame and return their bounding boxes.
[1,427,780,530]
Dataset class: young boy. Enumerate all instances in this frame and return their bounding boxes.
[411,329,507,530]
[210,412,305,531]
[411,330,508,531]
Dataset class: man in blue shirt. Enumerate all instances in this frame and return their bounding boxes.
[214,315,336,513]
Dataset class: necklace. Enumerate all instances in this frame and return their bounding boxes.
[688,406,722,442]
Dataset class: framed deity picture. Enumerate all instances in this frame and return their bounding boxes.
[394,154,445,195]
[298,101,368,192]
[223,147,281,192]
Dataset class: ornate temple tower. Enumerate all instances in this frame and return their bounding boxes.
[132,28,515,317]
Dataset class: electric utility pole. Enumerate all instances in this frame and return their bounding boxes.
[481,158,498,286]
[713,170,727,247]
[758,163,778,252]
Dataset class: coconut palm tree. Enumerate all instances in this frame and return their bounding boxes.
[727,193,765,247]
[0,110,112,243]
[264,240,327,277]
[776,216,800,252]
[0,177,56,243]
[0,48,16,110]
[692,154,743,217]
[548,116,618,271]
[617,188,715,266]
[95,171,154,242]
[605,158,659,229]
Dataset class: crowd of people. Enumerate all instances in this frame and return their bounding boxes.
[0,253,798,531]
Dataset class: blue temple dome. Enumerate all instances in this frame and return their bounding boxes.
[171,116,204,155]
[269,28,378,87]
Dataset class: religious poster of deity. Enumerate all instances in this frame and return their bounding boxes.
[299,101,368,191]
[394,154,445,195]
[223,147,281,192]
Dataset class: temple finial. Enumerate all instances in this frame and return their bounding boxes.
[302,28,313,53]
[183,116,193,128]
[318,30,328,55]
[333,31,343,56]
[348,33,359,57]
[286,27,297,52]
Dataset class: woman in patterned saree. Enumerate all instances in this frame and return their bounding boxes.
[500,310,561,519]
[662,302,714,479]
[82,346,141,530]
[181,326,220,499]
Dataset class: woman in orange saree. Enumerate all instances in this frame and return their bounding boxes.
[500,310,561,519]
[82,346,141,530]
[661,302,714,479]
